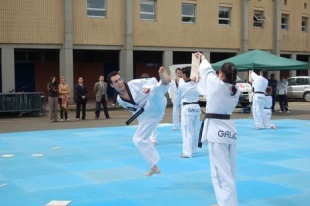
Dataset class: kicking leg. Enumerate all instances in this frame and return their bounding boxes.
[158,66,171,85]
[145,164,161,176]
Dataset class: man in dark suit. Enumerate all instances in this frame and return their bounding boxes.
[75,77,88,120]
[94,75,110,119]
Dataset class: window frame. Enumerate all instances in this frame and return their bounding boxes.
[301,16,308,32]
[253,10,267,28]
[140,0,156,21]
[182,3,196,24]
[281,14,289,30]
[218,6,231,25]
[87,0,107,18]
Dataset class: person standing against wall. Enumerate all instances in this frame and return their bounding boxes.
[277,75,289,113]
[58,76,70,121]
[268,73,277,112]
[94,75,110,119]
[47,76,59,122]
[75,77,88,120]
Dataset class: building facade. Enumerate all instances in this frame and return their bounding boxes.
[1,0,309,100]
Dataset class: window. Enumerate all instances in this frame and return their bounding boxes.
[87,0,106,18]
[296,78,307,85]
[253,11,267,28]
[140,0,156,20]
[302,17,308,32]
[281,14,289,30]
[182,3,196,23]
[219,7,231,25]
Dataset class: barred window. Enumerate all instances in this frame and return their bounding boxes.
[219,7,231,25]
[182,3,196,23]
[87,0,106,18]
[140,0,156,21]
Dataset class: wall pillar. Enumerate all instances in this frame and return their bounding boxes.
[60,0,74,102]
[1,46,15,92]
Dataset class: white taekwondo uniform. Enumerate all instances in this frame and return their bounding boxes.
[251,72,268,129]
[168,78,184,130]
[175,79,201,157]
[117,77,168,168]
[263,95,276,128]
[197,59,239,206]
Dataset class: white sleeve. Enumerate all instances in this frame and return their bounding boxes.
[251,72,259,82]
[197,59,216,95]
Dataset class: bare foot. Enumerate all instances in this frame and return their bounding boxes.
[145,165,161,176]
[158,66,171,85]
[180,154,190,158]
[210,204,219,206]
[271,125,277,129]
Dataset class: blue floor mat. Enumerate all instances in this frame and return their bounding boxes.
[0,119,309,206]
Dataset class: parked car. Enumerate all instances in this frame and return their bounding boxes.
[286,76,310,102]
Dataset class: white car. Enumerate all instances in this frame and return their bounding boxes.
[287,76,310,102]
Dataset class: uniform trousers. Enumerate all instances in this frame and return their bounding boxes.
[133,84,168,167]
[209,142,238,206]
[263,109,275,128]
[252,94,265,128]
[172,100,181,129]
[181,114,200,157]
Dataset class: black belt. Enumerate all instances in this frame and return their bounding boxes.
[198,113,231,148]
[254,91,265,94]
[183,102,199,105]
[126,107,144,125]
[264,107,271,109]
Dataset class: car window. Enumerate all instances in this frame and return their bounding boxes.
[296,78,306,85]
[305,78,309,85]
[287,78,295,86]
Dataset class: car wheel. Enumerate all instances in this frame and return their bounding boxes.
[304,92,310,102]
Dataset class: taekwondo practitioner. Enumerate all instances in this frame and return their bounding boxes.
[195,52,239,206]
[107,67,171,176]
[174,66,201,158]
[168,68,184,130]
[249,70,268,129]
[263,86,277,129]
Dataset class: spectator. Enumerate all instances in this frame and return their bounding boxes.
[94,75,110,119]
[268,73,277,112]
[47,76,59,122]
[58,76,70,121]
[75,77,88,120]
[277,75,289,113]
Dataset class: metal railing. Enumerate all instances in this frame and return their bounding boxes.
[0,92,46,116]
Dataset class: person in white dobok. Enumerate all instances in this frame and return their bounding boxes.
[175,66,201,158]
[249,70,268,129]
[263,86,277,129]
[107,67,171,176]
[168,68,184,130]
[195,52,239,206]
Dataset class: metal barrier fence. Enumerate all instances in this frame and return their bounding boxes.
[0,92,46,116]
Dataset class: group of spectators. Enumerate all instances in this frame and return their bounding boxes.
[47,75,111,122]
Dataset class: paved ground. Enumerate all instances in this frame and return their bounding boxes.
[0,101,309,133]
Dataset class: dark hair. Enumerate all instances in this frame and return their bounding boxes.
[261,70,267,78]
[107,71,120,84]
[181,66,191,78]
[49,76,57,85]
[220,62,238,96]
[175,68,182,72]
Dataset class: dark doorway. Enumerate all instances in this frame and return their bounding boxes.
[15,63,36,92]
[133,51,163,79]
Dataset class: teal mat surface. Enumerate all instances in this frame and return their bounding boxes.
[0,119,309,206]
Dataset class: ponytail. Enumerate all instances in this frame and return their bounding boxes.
[220,62,238,96]
[230,65,238,96]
